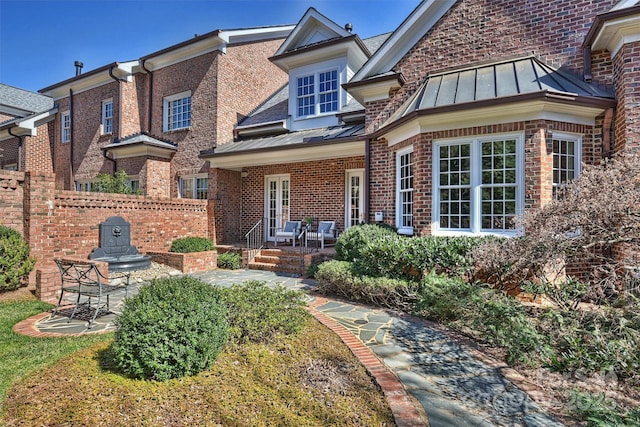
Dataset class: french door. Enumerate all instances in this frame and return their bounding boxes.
[265,175,290,242]
[345,169,364,229]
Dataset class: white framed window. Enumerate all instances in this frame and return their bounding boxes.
[179,174,207,199]
[163,91,192,132]
[61,111,70,143]
[552,132,582,198]
[126,176,140,193]
[296,69,339,118]
[396,146,414,235]
[101,99,113,134]
[433,133,524,236]
[75,180,93,192]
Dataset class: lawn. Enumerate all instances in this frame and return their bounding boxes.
[0,290,394,427]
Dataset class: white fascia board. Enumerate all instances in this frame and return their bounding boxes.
[226,26,295,45]
[143,37,227,70]
[41,61,138,99]
[347,76,404,104]
[207,140,364,170]
[107,145,174,160]
[383,101,605,147]
[0,109,57,141]
[272,39,367,72]
[352,0,457,82]
[591,14,640,57]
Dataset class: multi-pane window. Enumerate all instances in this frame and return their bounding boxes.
[296,69,339,117]
[75,181,92,192]
[164,91,192,131]
[102,99,113,134]
[297,75,315,117]
[318,70,338,113]
[179,175,208,200]
[61,112,70,143]
[434,134,523,235]
[396,148,414,234]
[552,134,581,197]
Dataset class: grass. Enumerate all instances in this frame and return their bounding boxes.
[0,292,394,427]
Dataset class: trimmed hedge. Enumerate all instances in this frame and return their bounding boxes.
[0,226,36,292]
[111,276,228,381]
[169,237,215,253]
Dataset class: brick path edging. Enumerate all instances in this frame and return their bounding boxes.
[308,296,429,427]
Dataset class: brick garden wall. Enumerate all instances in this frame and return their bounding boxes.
[0,170,25,233]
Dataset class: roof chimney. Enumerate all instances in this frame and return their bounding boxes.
[74,60,83,76]
[345,23,353,33]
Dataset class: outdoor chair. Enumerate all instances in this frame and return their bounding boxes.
[52,259,130,328]
[305,221,337,249]
[274,220,302,247]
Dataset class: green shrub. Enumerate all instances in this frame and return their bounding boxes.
[416,272,551,366]
[0,226,36,292]
[111,276,228,381]
[169,236,215,253]
[353,235,488,281]
[92,169,141,194]
[217,252,242,270]
[218,281,309,345]
[334,224,396,262]
[315,260,419,311]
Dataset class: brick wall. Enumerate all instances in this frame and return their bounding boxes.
[613,41,640,152]
[0,138,19,169]
[222,156,365,244]
[0,170,24,233]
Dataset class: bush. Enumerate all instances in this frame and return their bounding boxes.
[217,252,242,270]
[0,226,36,292]
[92,169,140,194]
[334,224,396,263]
[218,281,309,345]
[169,237,215,253]
[415,272,551,366]
[315,260,419,311]
[111,276,228,381]
[352,235,489,281]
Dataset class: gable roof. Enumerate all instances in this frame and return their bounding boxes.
[273,8,352,57]
[103,132,177,160]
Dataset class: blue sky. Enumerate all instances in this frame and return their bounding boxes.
[0,0,419,93]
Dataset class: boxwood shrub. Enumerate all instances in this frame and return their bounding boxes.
[0,225,36,292]
[111,276,228,381]
[334,224,396,263]
[169,237,215,253]
[217,252,242,270]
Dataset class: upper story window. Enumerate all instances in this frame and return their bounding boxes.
[296,69,339,118]
[433,133,524,236]
[61,111,70,143]
[163,91,192,132]
[552,133,582,198]
[101,99,113,134]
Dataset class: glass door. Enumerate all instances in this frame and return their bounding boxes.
[265,175,290,242]
[345,169,364,229]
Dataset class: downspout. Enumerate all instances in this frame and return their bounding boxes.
[69,89,74,178]
[7,127,23,171]
[107,65,124,174]
[364,138,370,223]
[603,107,614,158]
[141,60,154,132]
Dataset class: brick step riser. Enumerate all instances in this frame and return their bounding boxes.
[254,255,300,264]
[248,262,302,274]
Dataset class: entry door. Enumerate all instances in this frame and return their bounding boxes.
[265,175,290,241]
[345,170,365,229]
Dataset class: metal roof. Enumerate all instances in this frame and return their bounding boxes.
[104,132,177,150]
[204,123,364,157]
[0,84,54,116]
[389,56,615,123]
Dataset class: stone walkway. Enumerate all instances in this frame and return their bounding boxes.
[14,269,565,427]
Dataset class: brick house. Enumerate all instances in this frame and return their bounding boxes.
[24,25,294,198]
[204,0,639,246]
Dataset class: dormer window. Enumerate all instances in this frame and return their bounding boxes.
[296,69,338,117]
